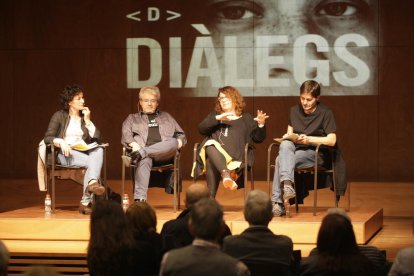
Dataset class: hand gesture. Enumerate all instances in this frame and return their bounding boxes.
[254,110,269,125]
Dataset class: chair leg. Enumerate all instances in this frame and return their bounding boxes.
[250,168,254,191]
[244,166,248,201]
[313,171,318,216]
[294,181,299,213]
[173,168,178,212]
[103,147,107,200]
[346,182,351,211]
[121,158,125,197]
[51,175,56,213]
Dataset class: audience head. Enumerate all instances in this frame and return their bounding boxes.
[300,80,321,98]
[185,184,210,208]
[126,201,157,240]
[87,200,133,276]
[317,212,359,255]
[327,207,351,221]
[215,86,245,116]
[0,241,9,276]
[189,198,224,242]
[89,200,128,241]
[60,84,83,111]
[244,190,273,226]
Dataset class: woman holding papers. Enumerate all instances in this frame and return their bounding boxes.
[44,84,104,214]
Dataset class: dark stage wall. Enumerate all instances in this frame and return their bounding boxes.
[0,0,413,182]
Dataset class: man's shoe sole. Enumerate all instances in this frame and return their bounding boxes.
[88,184,106,196]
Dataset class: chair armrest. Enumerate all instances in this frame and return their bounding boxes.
[193,143,199,163]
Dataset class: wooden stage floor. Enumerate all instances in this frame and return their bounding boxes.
[0,179,413,261]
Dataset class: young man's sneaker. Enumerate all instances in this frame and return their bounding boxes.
[221,169,238,190]
[283,180,296,200]
[272,202,286,217]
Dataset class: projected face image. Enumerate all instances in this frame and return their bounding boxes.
[191,0,378,96]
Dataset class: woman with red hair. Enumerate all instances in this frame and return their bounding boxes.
[193,86,268,198]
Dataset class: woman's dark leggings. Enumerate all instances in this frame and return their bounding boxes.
[205,145,227,198]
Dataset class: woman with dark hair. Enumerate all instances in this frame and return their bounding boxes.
[299,213,373,276]
[87,200,133,276]
[126,202,163,275]
[192,86,268,198]
[44,84,104,214]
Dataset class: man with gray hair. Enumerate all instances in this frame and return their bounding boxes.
[160,198,249,276]
[121,86,186,202]
[223,190,293,267]
[161,183,232,251]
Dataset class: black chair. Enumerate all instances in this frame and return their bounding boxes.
[192,143,254,200]
[267,142,349,216]
[121,147,181,212]
[46,143,108,212]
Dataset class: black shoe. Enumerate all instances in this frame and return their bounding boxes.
[130,150,142,166]
[79,203,92,215]
[134,198,146,202]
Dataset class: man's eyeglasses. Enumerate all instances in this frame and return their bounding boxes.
[141,99,157,104]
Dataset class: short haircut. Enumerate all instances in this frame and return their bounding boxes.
[300,80,321,98]
[185,184,210,208]
[190,198,224,241]
[60,84,83,110]
[139,86,161,102]
[244,190,273,226]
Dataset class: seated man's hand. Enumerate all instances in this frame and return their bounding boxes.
[129,142,141,153]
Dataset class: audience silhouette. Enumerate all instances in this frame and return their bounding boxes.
[161,183,232,251]
[299,210,374,276]
[223,190,294,275]
[126,202,163,275]
[87,200,133,276]
[388,246,414,276]
[159,198,250,276]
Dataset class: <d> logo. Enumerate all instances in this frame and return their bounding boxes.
[126,7,181,22]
